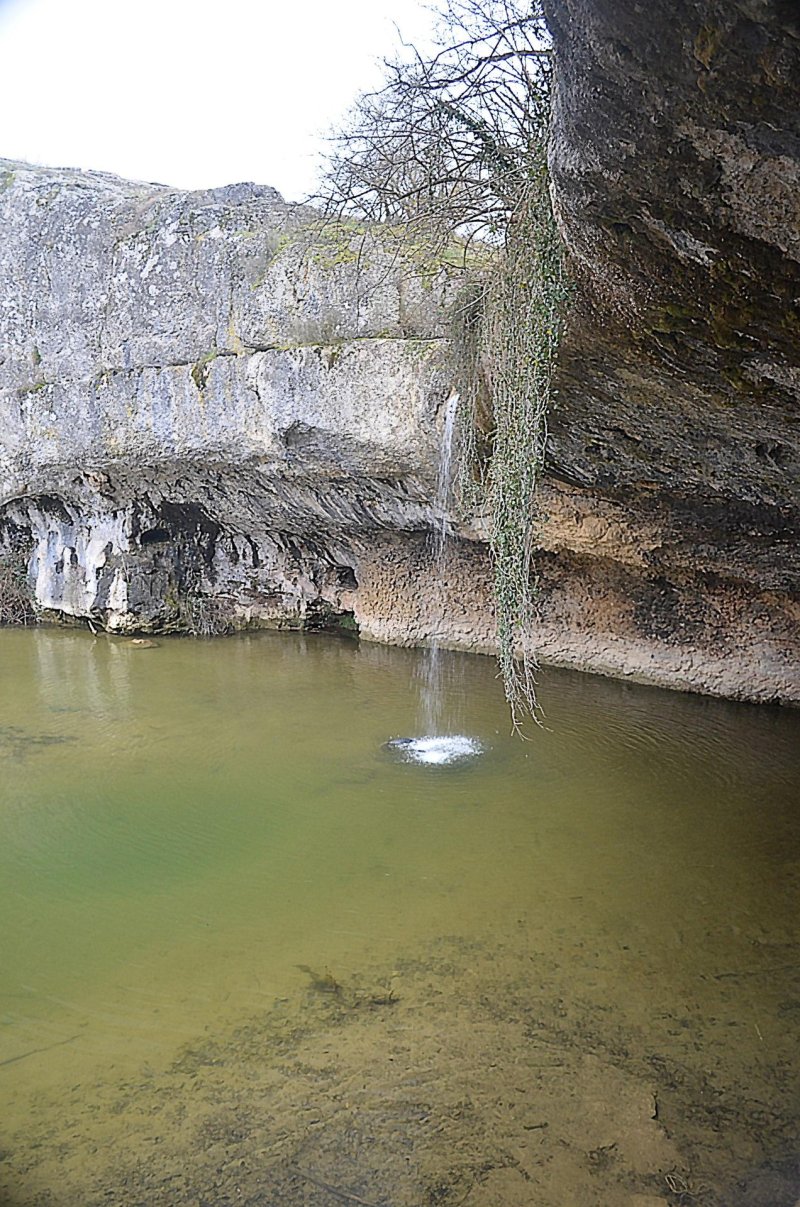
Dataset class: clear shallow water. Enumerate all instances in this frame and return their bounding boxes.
[1,627,798,1205]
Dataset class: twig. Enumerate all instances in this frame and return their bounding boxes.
[712,963,799,980]
[0,1033,80,1068]
[295,1168,384,1207]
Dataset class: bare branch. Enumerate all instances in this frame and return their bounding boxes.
[314,0,551,255]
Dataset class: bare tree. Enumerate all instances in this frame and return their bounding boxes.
[317,1,568,728]
[317,0,552,253]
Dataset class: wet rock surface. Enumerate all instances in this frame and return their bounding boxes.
[544,0,800,506]
[539,0,800,698]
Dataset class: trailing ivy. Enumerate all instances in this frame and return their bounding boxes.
[318,0,570,723]
[453,150,569,724]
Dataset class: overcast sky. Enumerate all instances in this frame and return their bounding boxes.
[0,0,436,201]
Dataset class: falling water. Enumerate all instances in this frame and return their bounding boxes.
[430,390,461,572]
[385,389,482,763]
[419,390,460,736]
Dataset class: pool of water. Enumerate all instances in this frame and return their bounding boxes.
[1,627,798,1206]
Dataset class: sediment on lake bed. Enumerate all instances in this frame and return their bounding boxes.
[2,934,797,1207]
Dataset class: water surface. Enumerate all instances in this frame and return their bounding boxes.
[1,628,798,1205]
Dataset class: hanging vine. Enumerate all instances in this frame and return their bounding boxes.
[453,149,569,724]
[318,0,570,724]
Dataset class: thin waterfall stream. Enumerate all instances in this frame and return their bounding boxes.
[421,387,460,735]
[387,391,483,765]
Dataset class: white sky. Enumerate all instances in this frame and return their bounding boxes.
[0,0,437,201]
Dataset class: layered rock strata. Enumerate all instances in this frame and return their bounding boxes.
[1,0,799,706]
[0,163,455,637]
[539,0,800,701]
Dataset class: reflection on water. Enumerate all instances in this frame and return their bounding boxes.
[0,627,798,1206]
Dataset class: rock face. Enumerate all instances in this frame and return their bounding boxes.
[0,162,456,636]
[543,0,800,510]
[1,0,798,705]
[538,0,800,701]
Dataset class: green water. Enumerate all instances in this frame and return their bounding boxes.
[1,627,798,1206]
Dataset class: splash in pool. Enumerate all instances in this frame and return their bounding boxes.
[385,735,484,766]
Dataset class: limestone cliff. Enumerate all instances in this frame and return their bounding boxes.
[1,0,798,705]
[0,164,455,634]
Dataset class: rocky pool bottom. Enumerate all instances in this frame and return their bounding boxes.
[0,628,798,1207]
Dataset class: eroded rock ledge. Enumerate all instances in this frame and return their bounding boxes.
[0,163,455,633]
[1,0,798,705]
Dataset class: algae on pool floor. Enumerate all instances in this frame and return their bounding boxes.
[0,627,798,1206]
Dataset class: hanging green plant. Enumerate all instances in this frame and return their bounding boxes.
[453,144,570,724]
[318,0,571,724]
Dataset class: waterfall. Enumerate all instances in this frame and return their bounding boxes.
[431,389,460,573]
[419,389,460,736]
[385,390,482,763]
[383,386,482,762]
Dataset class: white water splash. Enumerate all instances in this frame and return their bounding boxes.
[385,735,483,766]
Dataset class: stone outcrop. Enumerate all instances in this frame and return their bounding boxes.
[1,0,798,705]
[0,163,457,634]
[538,0,800,702]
